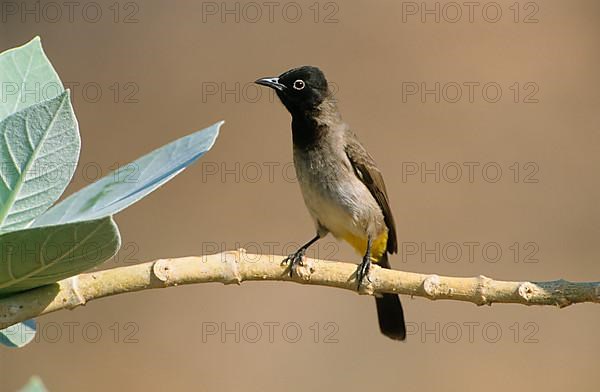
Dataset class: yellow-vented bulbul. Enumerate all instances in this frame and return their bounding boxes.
[256,66,406,340]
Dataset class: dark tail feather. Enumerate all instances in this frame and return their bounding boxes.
[375,253,406,340]
[376,294,406,340]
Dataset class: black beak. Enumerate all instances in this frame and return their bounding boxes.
[255,77,286,91]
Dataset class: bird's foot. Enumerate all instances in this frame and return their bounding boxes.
[281,248,307,278]
[356,256,371,291]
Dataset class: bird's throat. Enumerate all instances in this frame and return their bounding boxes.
[290,99,341,149]
[291,114,324,149]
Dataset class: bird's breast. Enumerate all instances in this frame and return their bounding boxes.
[292,145,385,244]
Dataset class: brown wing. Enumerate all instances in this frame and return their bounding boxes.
[345,133,398,254]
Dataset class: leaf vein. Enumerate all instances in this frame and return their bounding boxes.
[0,220,110,289]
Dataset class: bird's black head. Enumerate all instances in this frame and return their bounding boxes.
[255,66,330,115]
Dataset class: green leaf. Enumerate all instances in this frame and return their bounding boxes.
[34,121,222,226]
[0,319,36,348]
[0,216,120,296]
[18,376,48,392]
[0,37,63,121]
[0,91,80,233]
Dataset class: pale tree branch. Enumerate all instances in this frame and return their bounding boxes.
[1,249,599,329]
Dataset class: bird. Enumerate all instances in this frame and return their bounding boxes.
[255,66,406,340]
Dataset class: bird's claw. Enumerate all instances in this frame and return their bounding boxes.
[281,248,307,278]
[356,256,371,291]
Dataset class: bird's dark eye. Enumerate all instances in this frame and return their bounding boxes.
[293,80,305,90]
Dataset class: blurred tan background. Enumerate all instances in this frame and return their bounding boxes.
[2,0,600,390]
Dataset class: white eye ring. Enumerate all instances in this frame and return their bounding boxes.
[293,80,305,90]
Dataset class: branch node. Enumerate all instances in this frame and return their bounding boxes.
[423,275,442,298]
[358,280,374,296]
[517,281,536,302]
[357,265,381,296]
[152,259,171,283]
[222,250,242,285]
[293,256,316,282]
[64,276,86,309]
[476,275,492,306]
